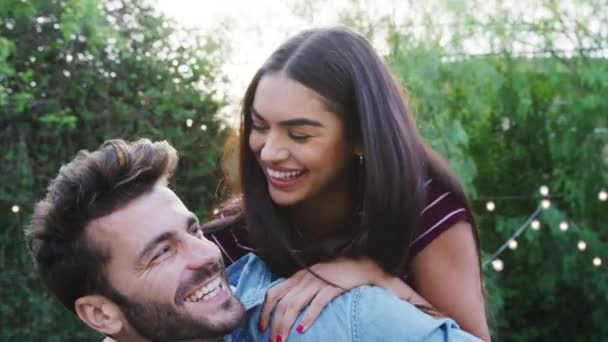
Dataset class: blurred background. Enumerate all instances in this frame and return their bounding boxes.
[1,0,607,340]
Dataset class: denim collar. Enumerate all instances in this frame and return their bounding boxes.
[226,253,284,311]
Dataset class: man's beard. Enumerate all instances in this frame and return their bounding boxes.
[111,262,245,342]
[120,293,241,342]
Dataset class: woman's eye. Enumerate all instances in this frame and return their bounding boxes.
[192,227,205,239]
[251,121,267,131]
[290,133,311,141]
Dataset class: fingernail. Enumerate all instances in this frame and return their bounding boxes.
[258,322,264,332]
[277,335,282,342]
[296,324,304,333]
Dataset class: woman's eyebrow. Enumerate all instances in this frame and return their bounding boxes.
[251,107,324,128]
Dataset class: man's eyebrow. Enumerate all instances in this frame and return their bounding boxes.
[138,231,175,261]
[137,216,198,262]
[251,107,324,128]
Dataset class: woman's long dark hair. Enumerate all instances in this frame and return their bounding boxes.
[239,27,478,277]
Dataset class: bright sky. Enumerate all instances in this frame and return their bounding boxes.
[155,0,340,103]
[154,0,412,109]
[154,0,596,117]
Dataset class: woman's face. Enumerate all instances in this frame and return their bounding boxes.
[249,73,356,207]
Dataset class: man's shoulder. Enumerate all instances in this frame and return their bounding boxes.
[351,286,482,342]
[225,255,481,341]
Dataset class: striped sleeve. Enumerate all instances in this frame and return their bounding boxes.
[409,179,471,257]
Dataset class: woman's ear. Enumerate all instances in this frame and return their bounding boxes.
[353,144,364,158]
[75,295,124,336]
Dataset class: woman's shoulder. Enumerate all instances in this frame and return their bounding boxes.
[410,179,472,255]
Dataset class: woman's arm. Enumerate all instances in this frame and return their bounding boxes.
[258,257,421,342]
[259,221,490,341]
[411,221,491,341]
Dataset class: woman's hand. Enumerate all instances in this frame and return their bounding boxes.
[259,257,418,342]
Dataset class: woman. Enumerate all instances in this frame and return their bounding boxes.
[206,27,490,341]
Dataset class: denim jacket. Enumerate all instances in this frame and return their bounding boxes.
[224,253,482,342]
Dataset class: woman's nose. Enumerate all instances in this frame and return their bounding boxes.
[260,136,289,162]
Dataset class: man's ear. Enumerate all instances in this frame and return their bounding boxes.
[75,295,124,336]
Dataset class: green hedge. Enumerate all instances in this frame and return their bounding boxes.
[2,0,607,340]
[384,24,608,342]
[1,0,228,339]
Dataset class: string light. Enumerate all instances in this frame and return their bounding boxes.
[541,199,551,209]
[531,220,541,230]
[492,259,504,272]
[599,190,608,202]
[486,201,496,212]
[484,207,541,267]
[186,119,193,127]
[593,257,602,267]
[539,185,549,196]
[577,241,587,251]
[485,194,604,271]
[212,208,219,215]
[11,205,20,213]
[200,124,207,131]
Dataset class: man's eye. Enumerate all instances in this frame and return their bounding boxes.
[150,245,171,264]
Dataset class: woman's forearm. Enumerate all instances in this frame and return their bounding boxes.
[374,274,437,312]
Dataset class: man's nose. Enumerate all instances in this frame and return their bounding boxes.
[260,135,289,163]
[184,234,222,270]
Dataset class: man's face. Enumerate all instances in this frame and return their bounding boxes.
[88,184,245,341]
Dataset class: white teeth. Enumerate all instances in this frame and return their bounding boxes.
[185,277,223,302]
[267,168,303,180]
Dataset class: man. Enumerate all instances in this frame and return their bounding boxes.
[26,139,245,341]
[26,139,481,341]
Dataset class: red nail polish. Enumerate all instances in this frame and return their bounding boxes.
[258,323,264,332]
[296,324,304,333]
[268,338,272,342]
[277,335,282,342]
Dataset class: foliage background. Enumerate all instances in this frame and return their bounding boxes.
[1,0,607,340]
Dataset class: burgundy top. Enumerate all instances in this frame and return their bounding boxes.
[205,178,471,266]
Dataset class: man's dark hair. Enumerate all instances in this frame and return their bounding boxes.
[25,139,178,312]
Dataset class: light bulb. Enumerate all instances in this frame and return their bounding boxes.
[593,257,602,267]
[486,201,496,212]
[541,199,551,209]
[491,259,504,272]
[577,241,587,251]
[531,220,541,230]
